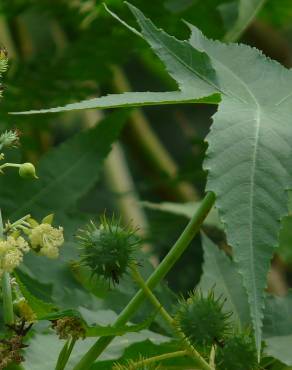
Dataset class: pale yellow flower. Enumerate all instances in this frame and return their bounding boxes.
[12,236,29,252]
[29,223,64,259]
[0,236,29,276]
[2,248,23,272]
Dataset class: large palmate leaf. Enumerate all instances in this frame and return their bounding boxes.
[188,25,292,353]
[12,3,292,355]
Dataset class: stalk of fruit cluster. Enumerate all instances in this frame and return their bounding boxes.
[72,191,216,370]
[130,265,213,370]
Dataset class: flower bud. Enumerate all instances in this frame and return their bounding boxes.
[42,214,54,225]
[52,317,86,340]
[14,298,37,323]
[19,162,38,179]
[0,47,8,60]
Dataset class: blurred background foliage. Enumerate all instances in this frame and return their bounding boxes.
[0,0,292,345]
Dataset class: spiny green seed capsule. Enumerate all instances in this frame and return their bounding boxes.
[216,332,258,370]
[78,215,141,285]
[175,290,232,348]
[19,162,38,179]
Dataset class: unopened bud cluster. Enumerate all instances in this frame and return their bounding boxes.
[52,317,86,340]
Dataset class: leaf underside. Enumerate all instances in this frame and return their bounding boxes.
[12,2,292,356]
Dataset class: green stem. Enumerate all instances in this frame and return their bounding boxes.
[55,337,77,370]
[0,209,14,326]
[119,350,188,368]
[0,163,21,169]
[2,272,14,325]
[4,214,31,233]
[72,192,215,370]
[130,264,174,326]
[130,265,212,370]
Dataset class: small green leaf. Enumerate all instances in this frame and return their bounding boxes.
[14,271,57,318]
[142,200,222,228]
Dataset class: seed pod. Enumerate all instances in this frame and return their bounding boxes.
[19,162,38,179]
[175,290,232,349]
[78,215,141,285]
[216,332,258,370]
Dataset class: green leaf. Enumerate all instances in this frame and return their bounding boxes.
[0,111,127,219]
[260,0,292,29]
[11,2,222,115]
[263,293,292,365]
[188,24,292,353]
[199,233,250,328]
[12,91,219,114]
[277,215,292,263]
[142,200,222,228]
[223,0,266,41]
[14,271,57,318]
